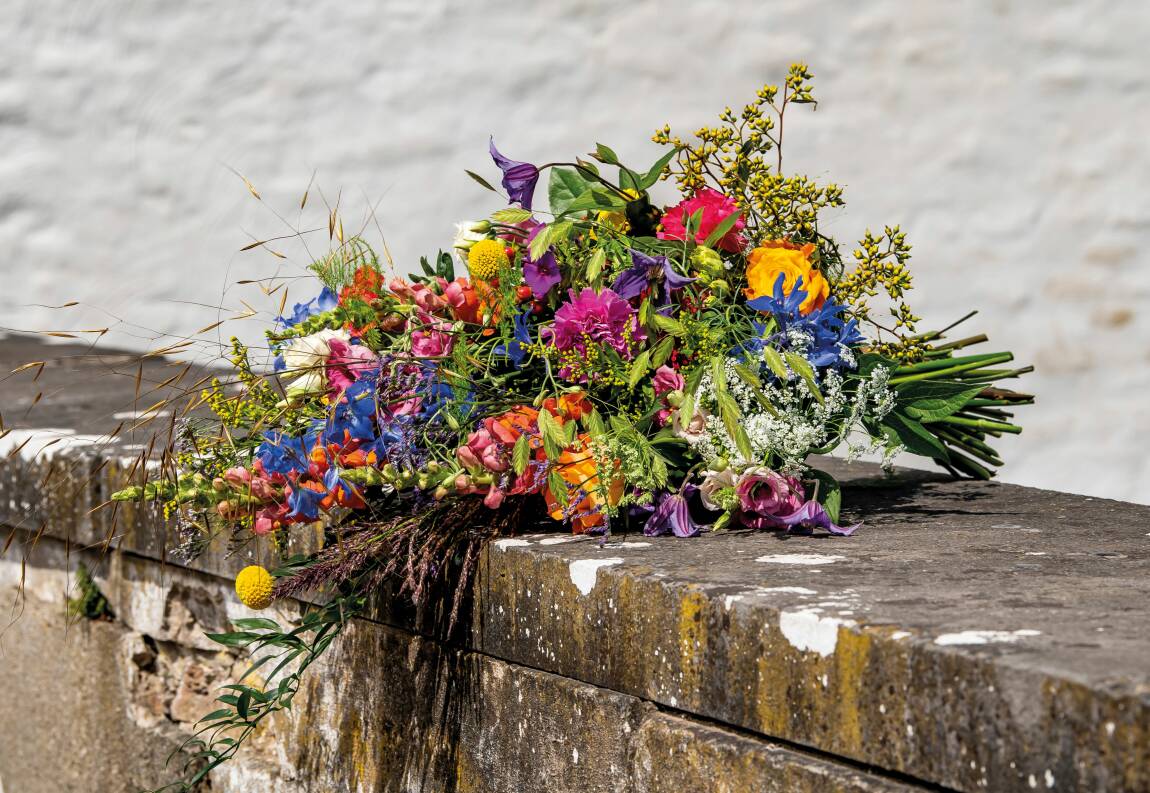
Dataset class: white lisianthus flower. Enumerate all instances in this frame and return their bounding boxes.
[698,466,737,511]
[282,328,349,396]
[452,220,490,259]
[671,405,710,444]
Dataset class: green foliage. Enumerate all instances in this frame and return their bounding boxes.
[156,591,365,792]
[66,563,114,622]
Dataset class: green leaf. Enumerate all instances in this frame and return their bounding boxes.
[585,408,607,438]
[652,313,688,337]
[586,248,606,284]
[204,631,261,647]
[702,210,741,248]
[638,148,677,190]
[528,224,554,261]
[547,470,569,506]
[856,351,898,377]
[627,349,652,389]
[716,390,741,441]
[563,188,627,214]
[732,425,754,462]
[237,690,251,719]
[762,346,789,380]
[619,166,640,192]
[465,169,499,193]
[896,381,985,423]
[491,207,532,224]
[593,142,620,164]
[710,356,727,392]
[784,351,823,404]
[548,168,591,216]
[650,335,675,368]
[881,411,949,460]
[198,708,237,725]
[512,433,530,476]
[806,469,842,523]
[537,409,568,459]
[231,617,280,632]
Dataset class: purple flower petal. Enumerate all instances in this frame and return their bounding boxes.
[776,500,860,537]
[489,137,540,210]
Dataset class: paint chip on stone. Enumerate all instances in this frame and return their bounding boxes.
[934,629,1041,646]
[755,553,845,565]
[778,609,853,657]
[494,538,531,550]
[568,558,622,595]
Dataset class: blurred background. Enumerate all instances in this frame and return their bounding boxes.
[1,0,1148,502]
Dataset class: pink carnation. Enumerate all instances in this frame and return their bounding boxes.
[657,188,746,253]
[545,288,645,380]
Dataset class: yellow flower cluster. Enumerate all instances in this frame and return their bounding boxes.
[467,239,509,280]
[235,565,274,610]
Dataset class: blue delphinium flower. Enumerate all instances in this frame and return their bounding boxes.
[285,482,325,521]
[278,286,337,328]
[495,309,534,367]
[256,430,317,476]
[746,273,863,370]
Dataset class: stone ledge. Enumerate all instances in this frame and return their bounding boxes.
[1,527,923,793]
[3,337,1148,792]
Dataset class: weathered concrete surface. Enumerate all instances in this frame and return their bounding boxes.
[475,476,1150,793]
[1,528,919,793]
[3,336,1149,791]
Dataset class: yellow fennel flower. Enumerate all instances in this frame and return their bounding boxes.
[467,239,508,280]
[744,241,829,315]
[235,565,274,610]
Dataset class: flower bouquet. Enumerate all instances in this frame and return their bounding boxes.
[112,64,1032,788]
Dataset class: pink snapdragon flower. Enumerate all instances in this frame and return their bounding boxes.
[326,338,378,391]
[410,312,454,358]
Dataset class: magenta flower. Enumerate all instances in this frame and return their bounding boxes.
[325,338,378,391]
[658,188,746,253]
[736,468,805,529]
[544,288,645,377]
[736,467,858,536]
[489,137,540,210]
[410,312,454,358]
[652,365,685,397]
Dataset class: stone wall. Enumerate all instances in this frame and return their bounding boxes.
[3,2,1150,502]
[2,338,1149,792]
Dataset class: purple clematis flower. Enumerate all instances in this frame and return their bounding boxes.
[772,499,860,537]
[611,249,695,301]
[522,225,561,297]
[490,137,540,210]
[639,487,703,538]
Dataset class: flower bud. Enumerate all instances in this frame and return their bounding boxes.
[665,390,684,408]
[434,486,449,500]
[690,245,725,276]
[710,456,729,472]
[212,477,227,492]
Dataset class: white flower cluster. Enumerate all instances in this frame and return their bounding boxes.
[681,358,897,474]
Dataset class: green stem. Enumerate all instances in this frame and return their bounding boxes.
[890,354,1014,385]
[935,415,1022,434]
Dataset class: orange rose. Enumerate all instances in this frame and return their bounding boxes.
[544,435,624,534]
[744,240,829,315]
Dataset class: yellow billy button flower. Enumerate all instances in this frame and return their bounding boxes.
[467,238,509,280]
[235,565,274,610]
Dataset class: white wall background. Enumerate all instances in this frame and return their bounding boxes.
[2,1,1148,503]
